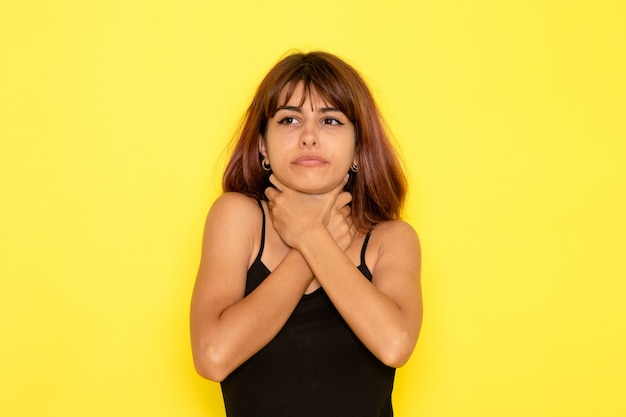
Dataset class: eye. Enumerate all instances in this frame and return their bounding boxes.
[277,117,299,125]
[322,117,345,126]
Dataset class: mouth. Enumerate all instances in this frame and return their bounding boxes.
[292,155,328,167]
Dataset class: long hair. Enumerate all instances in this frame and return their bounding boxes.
[223,51,407,232]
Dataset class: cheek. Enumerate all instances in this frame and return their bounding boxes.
[265,141,289,163]
[342,138,357,162]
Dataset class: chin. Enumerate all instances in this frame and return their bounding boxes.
[288,182,337,195]
[274,170,347,195]
[301,187,335,195]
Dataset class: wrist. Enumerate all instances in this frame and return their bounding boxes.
[295,227,334,256]
[284,248,314,280]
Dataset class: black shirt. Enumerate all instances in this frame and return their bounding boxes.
[220,201,395,417]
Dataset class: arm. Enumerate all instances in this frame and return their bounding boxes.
[189,193,314,382]
[297,220,422,367]
[266,177,422,367]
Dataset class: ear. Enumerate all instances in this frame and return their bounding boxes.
[258,135,268,159]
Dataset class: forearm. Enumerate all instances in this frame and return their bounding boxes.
[296,229,416,367]
[193,249,313,381]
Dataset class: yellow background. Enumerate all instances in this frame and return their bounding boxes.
[1,0,625,416]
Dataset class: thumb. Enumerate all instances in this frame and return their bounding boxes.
[335,191,352,209]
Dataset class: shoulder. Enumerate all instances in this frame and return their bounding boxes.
[203,193,264,241]
[367,220,421,271]
[211,192,259,210]
[200,193,264,268]
[206,192,263,224]
[372,219,420,247]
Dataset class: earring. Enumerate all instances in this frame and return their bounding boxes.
[350,164,358,173]
[262,159,272,171]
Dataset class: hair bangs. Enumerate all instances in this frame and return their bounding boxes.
[263,65,356,125]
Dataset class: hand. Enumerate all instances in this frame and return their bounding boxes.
[265,175,351,250]
[326,189,356,251]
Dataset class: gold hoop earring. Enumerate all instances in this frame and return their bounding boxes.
[262,159,271,171]
[350,164,358,173]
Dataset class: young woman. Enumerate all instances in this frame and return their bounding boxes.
[190,51,422,417]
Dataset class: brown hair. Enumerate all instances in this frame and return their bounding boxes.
[223,51,407,231]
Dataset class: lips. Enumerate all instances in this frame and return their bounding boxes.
[292,154,328,167]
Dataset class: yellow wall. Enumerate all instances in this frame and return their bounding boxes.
[1,1,625,416]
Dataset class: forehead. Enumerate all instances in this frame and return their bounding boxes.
[276,81,333,109]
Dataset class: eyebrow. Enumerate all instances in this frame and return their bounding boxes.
[275,105,342,113]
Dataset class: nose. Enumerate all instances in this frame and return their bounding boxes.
[300,121,318,147]
[301,136,317,147]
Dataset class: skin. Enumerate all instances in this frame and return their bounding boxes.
[259,83,358,196]
[190,84,422,383]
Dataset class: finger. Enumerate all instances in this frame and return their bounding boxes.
[335,191,353,209]
[265,186,279,201]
